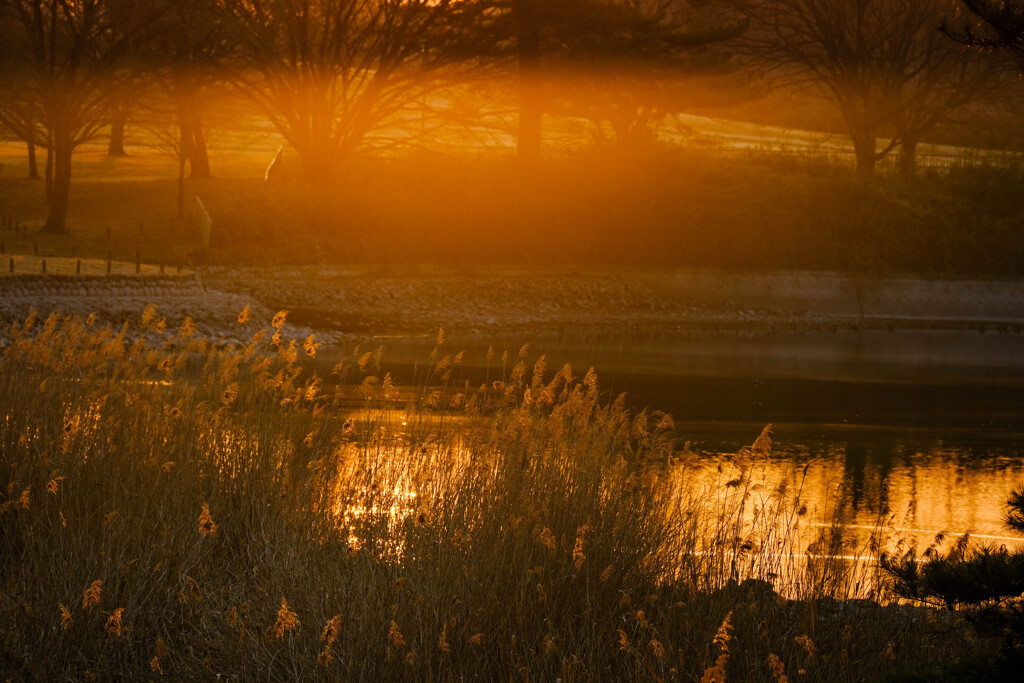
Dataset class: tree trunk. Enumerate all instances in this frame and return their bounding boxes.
[839,98,878,176]
[26,139,40,180]
[518,82,542,162]
[177,153,186,218]
[177,98,211,179]
[42,139,72,234]
[187,119,211,178]
[516,0,542,163]
[852,133,877,175]
[899,136,919,177]
[108,106,128,156]
[44,144,54,204]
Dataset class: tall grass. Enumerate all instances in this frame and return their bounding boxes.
[0,310,980,680]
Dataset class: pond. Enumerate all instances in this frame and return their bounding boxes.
[336,326,1024,552]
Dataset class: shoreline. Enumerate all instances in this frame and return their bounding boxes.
[2,266,1023,342]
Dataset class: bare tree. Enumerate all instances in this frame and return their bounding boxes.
[728,0,1001,175]
[454,0,639,161]
[220,0,477,181]
[133,95,195,219]
[889,24,1005,175]
[106,91,130,156]
[512,0,543,161]
[141,0,238,179]
[0,11,43,179]
[459,1,743,158]
[548,0,745,148]
[0,0,161,233]
[0,87,43,180]
[946,1,1024,64]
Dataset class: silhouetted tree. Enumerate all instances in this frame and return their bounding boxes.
[107,92,130,156]
[0,11,42,179]
[728,0,1002,175]
[456,0,607,160]
[0,94,43,180]
[892,2,1010,175]
[464,1,743,158]
[220,0,477,181]
[132,94,197,219]
[512,0,544,161]
[0,0,162,233]
[549,0,746,148]
[949,1,1024,62]
[141,0,238,179]
[882,485,1024,671]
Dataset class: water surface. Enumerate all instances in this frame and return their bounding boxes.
[330,326,1024,550]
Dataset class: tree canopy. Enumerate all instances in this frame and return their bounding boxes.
[727,0,1002,174]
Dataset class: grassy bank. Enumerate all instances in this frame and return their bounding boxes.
[205,150,1024,275]
[2,143,1024,276]
[0,309,987,680]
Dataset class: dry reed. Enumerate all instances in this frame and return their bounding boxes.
[0,310,985,680]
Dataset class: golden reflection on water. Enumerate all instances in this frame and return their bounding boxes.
[682,439,1024,557]
[326,410,1024,588]
[329,410,453,559]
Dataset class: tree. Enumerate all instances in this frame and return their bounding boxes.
[547,0,746,149]
[882,485,1024,671]
[947,1,1024,64]
[728,0,1001,175]
[0,12,43,179]
[500,0,620,160]
[140,0,238,179]
[511,0,543,161]
[889,6,1006,175]
[459,0,626,160]
[0,0,162,234]
[133,94,197,219]
[463,1,743,158]
[106,91,130,156]
[220,0,477,181]
[0,86,43,180]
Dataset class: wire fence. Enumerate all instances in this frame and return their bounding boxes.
[714,146,1024,173]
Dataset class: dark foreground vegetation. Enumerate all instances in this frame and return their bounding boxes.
[0,309,1014,681]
